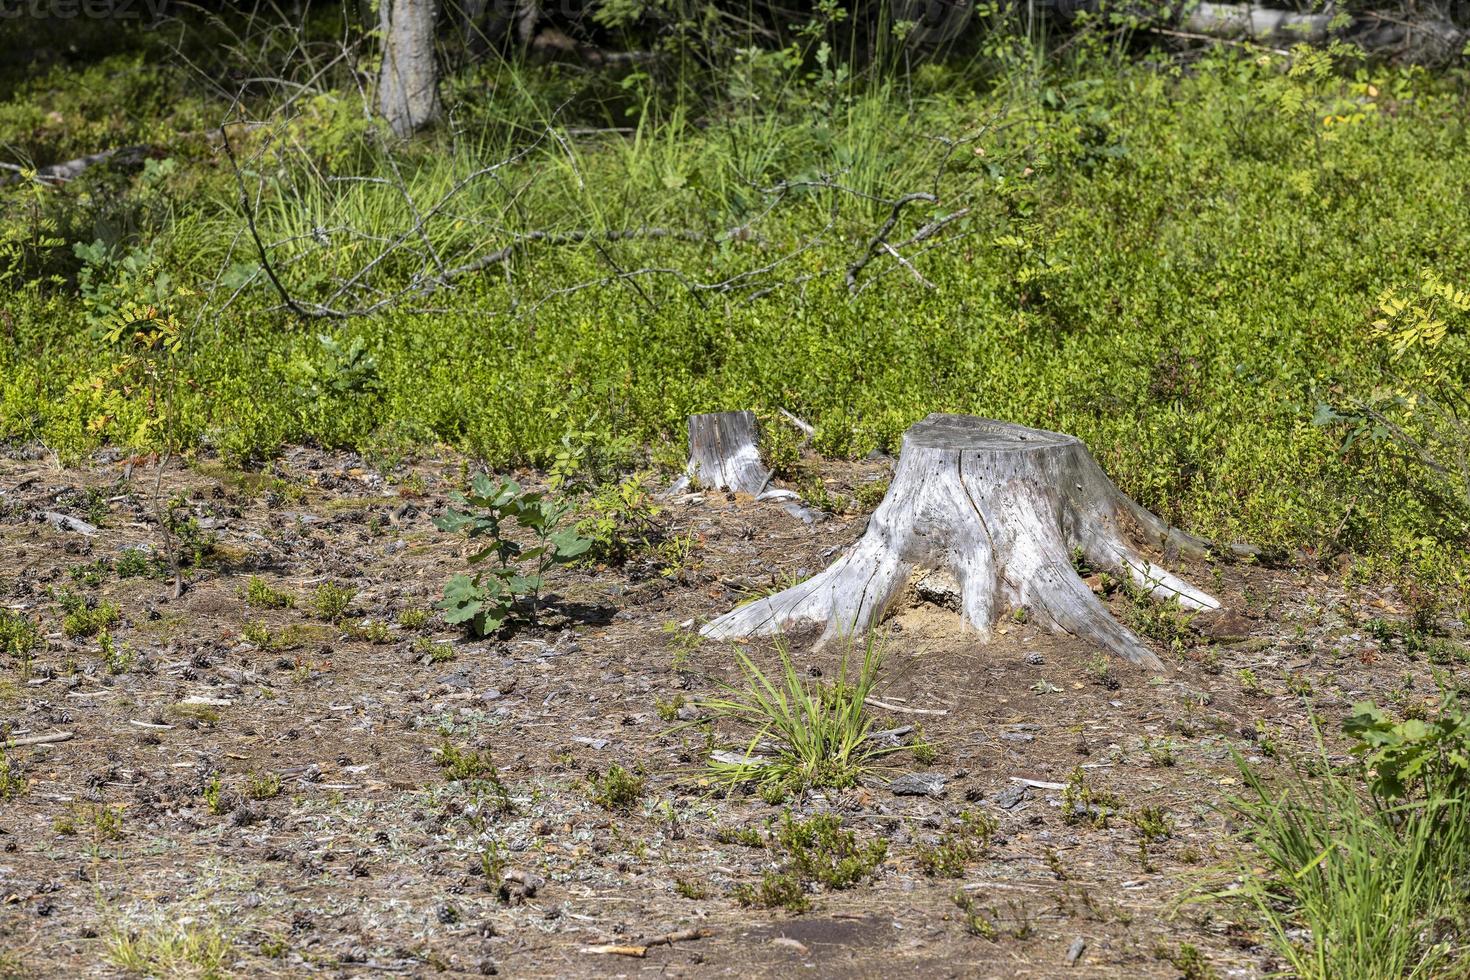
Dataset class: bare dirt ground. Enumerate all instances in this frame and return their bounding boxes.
[0,446,1440,978]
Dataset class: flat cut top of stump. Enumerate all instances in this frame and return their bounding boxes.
[907,414,1078,452]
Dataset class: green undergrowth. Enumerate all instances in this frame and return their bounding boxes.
[3,42,1470,605]
[1224,692,1470,978]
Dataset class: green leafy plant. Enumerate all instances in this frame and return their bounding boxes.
[1342,694,1470,806]
[309,581,355,622]
[244,576,294,610]
[0,750,25,800]
[697,636,900,794]
[245,772,282,800]
[0,610,41,662]
[1062,765,1119,829]
[290,333,381,400]
[433,475,591,636]
[62,600,120,639]
[577,473,663,564]
[589,764,646,811]
[100,305,192,596]
[915,809,998,877]
[733,812,886,911]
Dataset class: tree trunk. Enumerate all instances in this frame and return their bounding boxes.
[378,0,441,138]
[701,414,1223,669]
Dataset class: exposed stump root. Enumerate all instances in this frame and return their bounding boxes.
[702,414,1224,669]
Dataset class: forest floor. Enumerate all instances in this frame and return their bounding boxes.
[0,446,1439,978]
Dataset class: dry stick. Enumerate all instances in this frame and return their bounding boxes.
[220,121,310,320]
[2,731,74,749]
[581,927,714,957]
[864,697,948,716]
[880,241,936,290]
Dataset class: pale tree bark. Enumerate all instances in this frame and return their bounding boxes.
[702,414,1227,669]
[378,0,441,137]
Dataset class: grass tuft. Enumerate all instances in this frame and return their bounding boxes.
[698,636,900,794]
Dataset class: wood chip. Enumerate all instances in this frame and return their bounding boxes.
[580,945,647,957]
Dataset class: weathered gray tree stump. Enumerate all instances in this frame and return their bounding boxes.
[702,414,1222,669]
[674,411,816,521]
[683,411,767,495]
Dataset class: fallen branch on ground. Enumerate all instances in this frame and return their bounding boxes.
[2,731,74,749]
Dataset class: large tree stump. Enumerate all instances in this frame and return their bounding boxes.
[702,414,1222,669]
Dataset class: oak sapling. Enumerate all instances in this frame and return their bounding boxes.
[433,475,592,636]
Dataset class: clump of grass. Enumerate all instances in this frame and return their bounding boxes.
[240,621,312,652]
[915,809,998,878]
[396,607,430,630]
[0,750,25,799]
[435,740,499,781]
[735,870,810,913]
[244,576,294,609]
[1062,765,1120,829]
[1154,942,1218,980]
[674,877,711,899]
[952,891,999,940]
[310,581,355,622]
[654,694,685,722]
[910,725,939,766]
[589,764,645,812]
[202,776,227,815]
[105,918,235,979]
[54,802,124,843]
[245,771,282,800]
[699,636,899,794]
[1119,578,1196,656]
[347,619,393,643]
[435,740,514,814]
[1129,805,1173,871]
[97,631,134,674]
[115,548,165,579]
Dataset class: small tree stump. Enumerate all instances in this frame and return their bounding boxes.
[702,414,1222,669]
[684,411,767,495]
[674,411,816,521]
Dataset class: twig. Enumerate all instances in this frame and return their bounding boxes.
[880,241,936,290]
[846,193,936,293]
[2,731,74,748]
[580,927,714,957]
[580,945,647,957]
[864,697,948,716]
[220,121,309,319]
[1144,25,1291,55]
[778,408,815,440]
[646,927,715,947]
